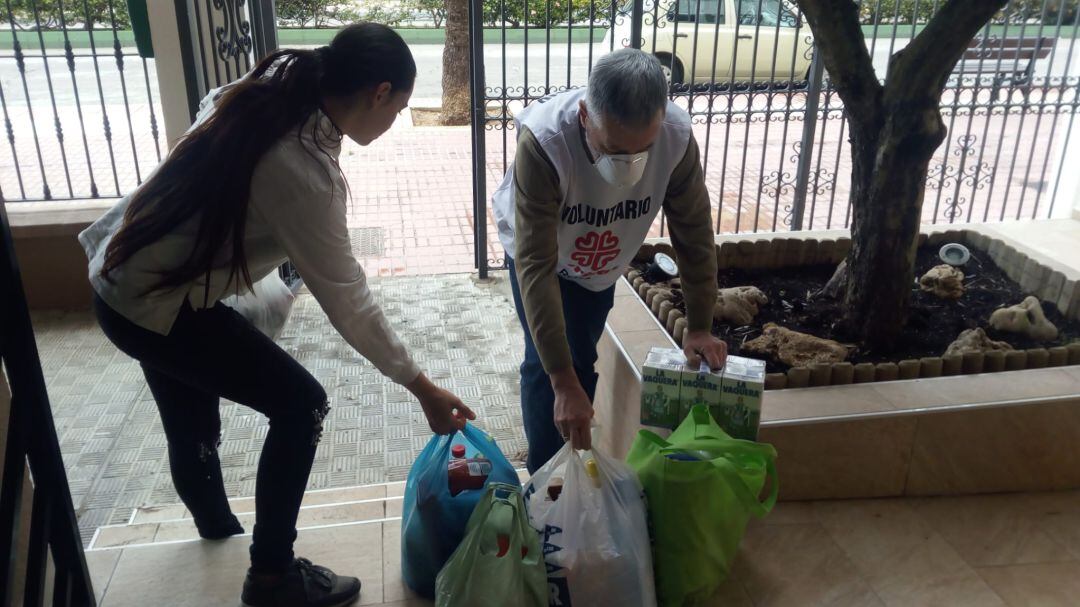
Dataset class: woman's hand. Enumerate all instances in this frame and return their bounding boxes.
[407,373,476,435]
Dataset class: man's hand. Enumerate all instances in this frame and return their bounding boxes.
[407,373,476,435]
[683,331,728,370]
[550,368,593,450]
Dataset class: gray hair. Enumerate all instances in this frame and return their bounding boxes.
[586,49,668,129]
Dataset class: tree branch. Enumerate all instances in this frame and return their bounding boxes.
[795,0,883,124]
[885,0,1009,102]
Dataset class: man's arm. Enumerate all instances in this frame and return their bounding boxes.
[663,137,725,368]
[513,127,573,374]
[663,136,718,332]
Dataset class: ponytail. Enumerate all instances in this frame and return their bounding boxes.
[101,23,416,296]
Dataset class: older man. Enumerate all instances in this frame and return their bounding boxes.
[493,49,725,472]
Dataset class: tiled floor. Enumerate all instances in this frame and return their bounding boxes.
[34,273,527,546]
[84,489,1080,606]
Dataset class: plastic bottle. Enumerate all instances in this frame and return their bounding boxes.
[448,445,492,496]
[584,459,601,488]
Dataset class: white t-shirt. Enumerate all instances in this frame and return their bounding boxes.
[79,88,420,385]
[492,88,692,291]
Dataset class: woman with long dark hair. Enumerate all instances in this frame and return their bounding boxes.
[79,24,470,607]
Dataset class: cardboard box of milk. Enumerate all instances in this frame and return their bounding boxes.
[679,362,724,426]
[640,348,685,429]
[719,355,766,440]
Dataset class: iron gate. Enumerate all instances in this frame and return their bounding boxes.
[469,0,1080,276]
[0,0,164,202]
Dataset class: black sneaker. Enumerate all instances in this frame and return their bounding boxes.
[240,558,361,607]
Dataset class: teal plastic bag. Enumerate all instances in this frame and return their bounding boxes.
[626,405,778,607]
[435,483,547,607]
[401,423,520,598]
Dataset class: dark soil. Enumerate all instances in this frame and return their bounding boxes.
[634,247,1080,374]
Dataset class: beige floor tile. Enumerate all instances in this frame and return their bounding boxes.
[302,485,387,507]
[748,500,819,527]
[85,549,121,604]
[376,600,432,607]
[153,513,257,543]
[697,575,756,607]
[132,504,187,524]
[93,523,159,549]
[297,500,385,528]
[762,384,896,422]
[101,523,385,606]
[618,328,671,369]
[816,500,1006,606]
[1022,491,1080,560]
[101,537,253,607]
[386,497,403,518]
[387,482,407,497]
[911,494,1073,567]
[871,369,1080,410]
[228,496,256,513]
[733,523,882,606]
[977,562,1080,607]
[383,520,423,604]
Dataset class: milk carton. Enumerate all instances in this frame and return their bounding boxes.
[719,355,766,440]
[640,348,685,429]
[679,361,724,426]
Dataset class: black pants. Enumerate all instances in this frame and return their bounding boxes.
[93,294,328,573]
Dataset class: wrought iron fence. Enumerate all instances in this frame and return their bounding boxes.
[470,0,1080,274]
[0,0,163,202]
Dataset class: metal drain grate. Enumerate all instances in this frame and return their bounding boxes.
[349,227,386,257]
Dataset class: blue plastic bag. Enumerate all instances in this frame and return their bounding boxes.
[401,423,520,598]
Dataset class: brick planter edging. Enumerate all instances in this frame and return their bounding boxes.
[628,230,1080,390]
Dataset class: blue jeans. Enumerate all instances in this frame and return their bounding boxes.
[507,258,616,473]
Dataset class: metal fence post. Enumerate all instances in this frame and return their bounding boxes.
[630,0,645,50]
[790,47,825,232]
[469,0,489,279]
[250,1,280,60]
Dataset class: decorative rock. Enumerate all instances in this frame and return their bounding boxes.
[989,296,1059,342]
[875,363,899,382]
[920,357,944,378]
[944,328,1014,357]
[786,367,811,389]
[1047,346,1069,367]
[853,363,877,384]
[714,287,769,326]
[920,264,965,300]
[942,355,963,376]
[742,323,851,368]
[1004,350,1028,371]
[984,350,1007,373]
[831,362,855,385]
[666,309,684,335]
[765,373,788,390]
[962,351,985,375]
[898,360,921,380]
[1026,348,1050,369]
[809,363,832,387]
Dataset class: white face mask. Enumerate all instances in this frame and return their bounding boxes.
[587,132,649,188]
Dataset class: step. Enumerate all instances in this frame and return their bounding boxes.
[88,471,531,551]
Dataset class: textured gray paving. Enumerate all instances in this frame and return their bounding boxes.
[33,274,526,546]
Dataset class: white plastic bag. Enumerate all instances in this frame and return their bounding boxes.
[221,272,295,340]
[523,444,656,607]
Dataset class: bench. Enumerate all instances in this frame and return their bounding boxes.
[953,35,1055,101]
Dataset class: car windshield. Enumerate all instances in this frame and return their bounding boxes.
[738,0,799,27]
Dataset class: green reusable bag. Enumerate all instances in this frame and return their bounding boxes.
[434,483,547,607]
[626,405,778,607]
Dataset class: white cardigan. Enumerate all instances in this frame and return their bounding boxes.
[79,90,421,386]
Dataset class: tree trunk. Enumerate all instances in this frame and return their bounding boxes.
[843,105,946,346]
[441,0,472,126]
